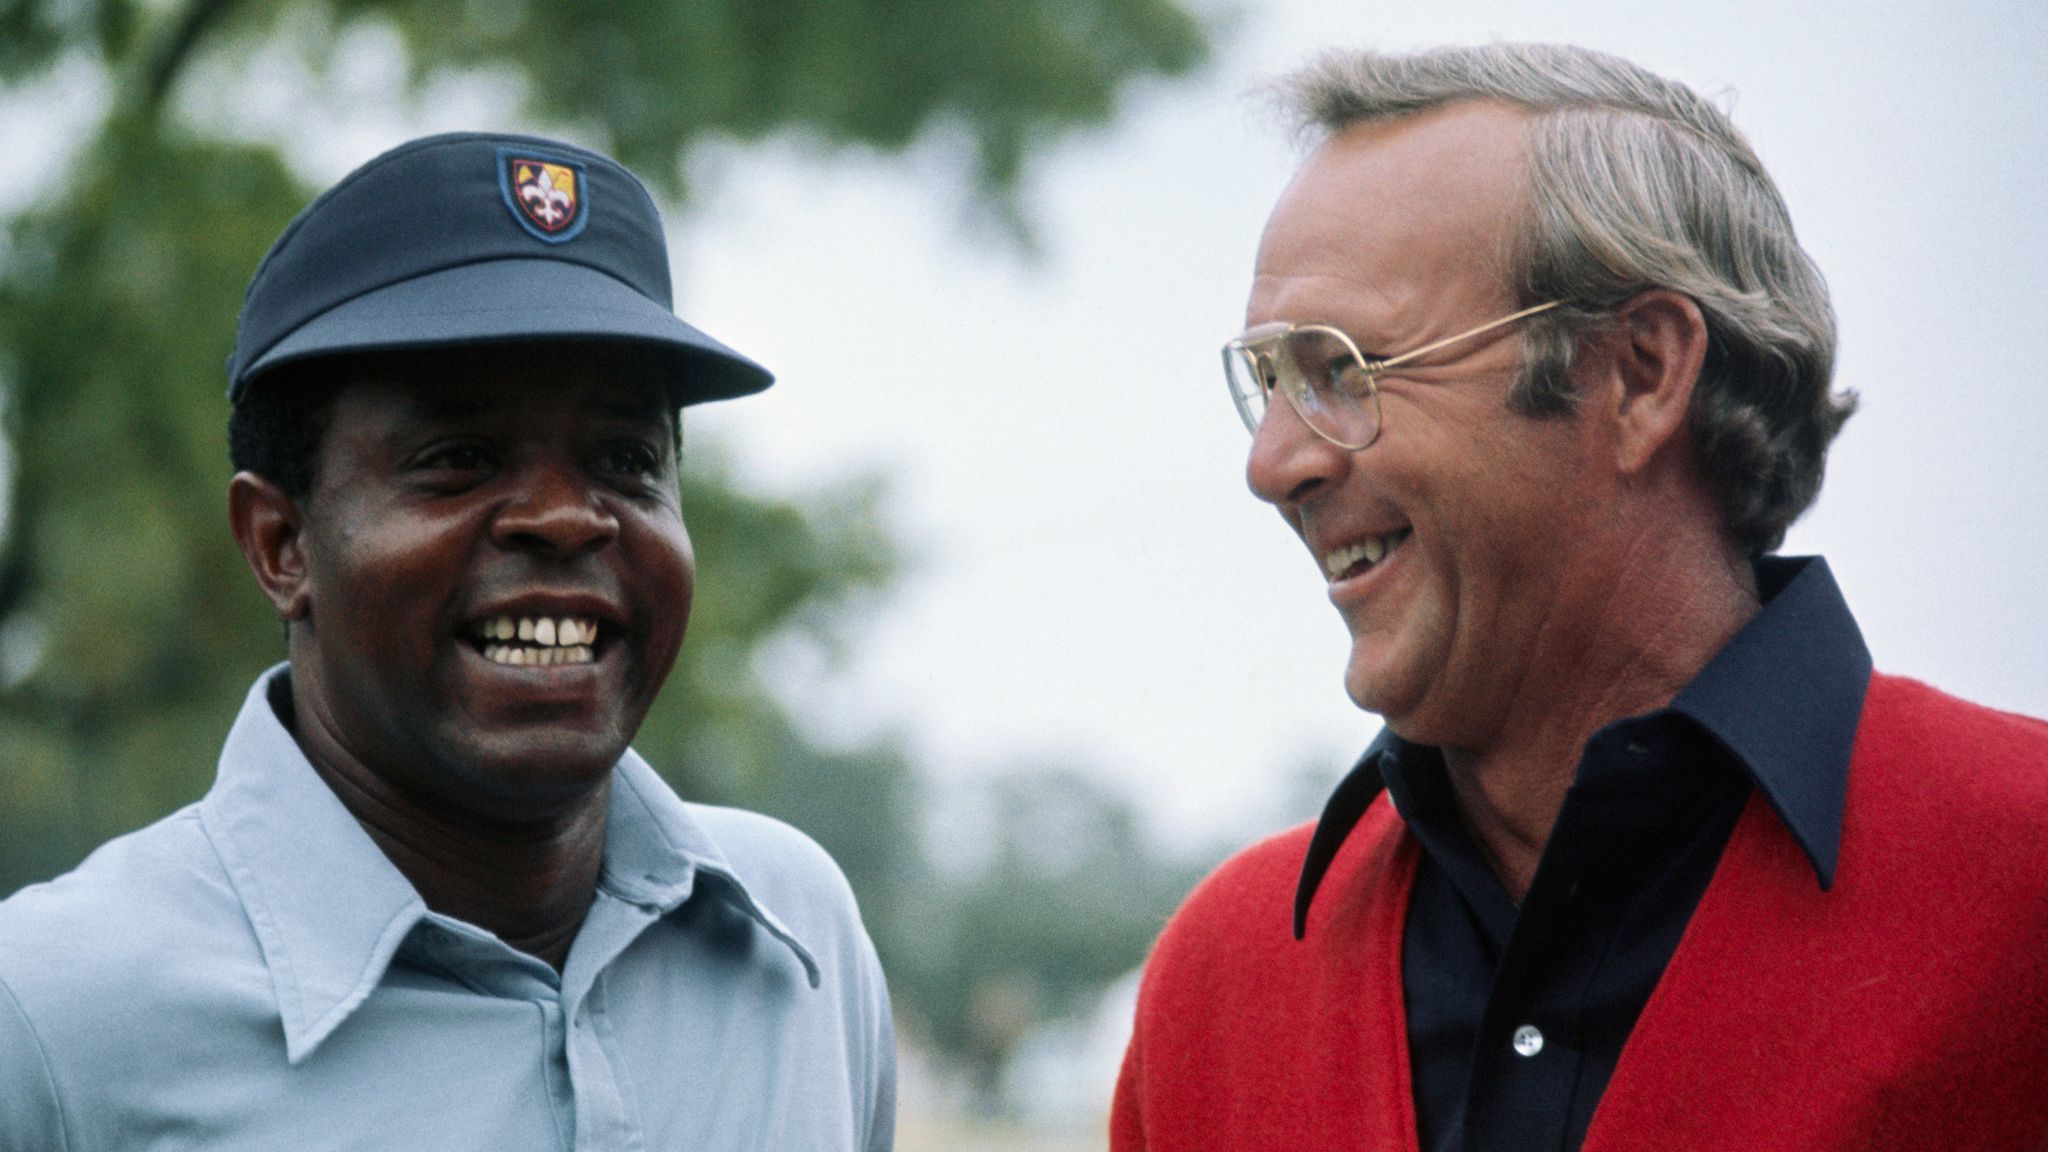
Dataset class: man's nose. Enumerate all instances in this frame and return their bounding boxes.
[1245,395,1349,507]
[491,459,619,558]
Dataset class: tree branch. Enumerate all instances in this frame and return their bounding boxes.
[139,0,237,115]
[0,500,31,631]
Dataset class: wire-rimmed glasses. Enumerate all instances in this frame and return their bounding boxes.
[1223,301,1563,450]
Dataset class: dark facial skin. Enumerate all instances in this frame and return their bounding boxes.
[230,344,692,968]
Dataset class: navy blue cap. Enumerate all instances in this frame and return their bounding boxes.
[227,131,771,404]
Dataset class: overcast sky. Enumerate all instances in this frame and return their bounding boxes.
[8,0,2040,852]
[674,0,2048,849]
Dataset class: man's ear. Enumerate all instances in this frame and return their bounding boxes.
[1599,289,1709,475]
[228,472,312,622]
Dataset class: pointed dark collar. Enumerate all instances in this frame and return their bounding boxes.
[1294,555,1871,939]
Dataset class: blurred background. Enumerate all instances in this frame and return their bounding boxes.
[1,0,2042,1147]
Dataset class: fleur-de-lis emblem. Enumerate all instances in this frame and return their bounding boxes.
[522,166,572,226]
[500,153,587,242]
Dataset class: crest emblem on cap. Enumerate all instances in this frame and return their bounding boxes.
[498,149,589,242]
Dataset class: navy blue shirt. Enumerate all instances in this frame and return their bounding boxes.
[1295,556,1871,1152]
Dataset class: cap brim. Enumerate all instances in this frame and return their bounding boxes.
[237,258,772,405]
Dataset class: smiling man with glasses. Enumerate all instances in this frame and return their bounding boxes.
[1113,44,2048,1152]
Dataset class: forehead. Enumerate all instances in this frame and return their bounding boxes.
[1249,101,1532,327]
[328,343,677,432]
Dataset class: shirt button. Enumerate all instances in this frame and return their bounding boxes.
[1512,1025,1545,1057]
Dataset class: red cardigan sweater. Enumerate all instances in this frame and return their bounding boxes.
[1112,674,2048,1151]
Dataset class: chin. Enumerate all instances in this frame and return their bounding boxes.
[1343,639,1402,716]
[1342,645,1436,739]
[434,726,630,808]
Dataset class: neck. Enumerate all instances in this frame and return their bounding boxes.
[285,696,609,973]
[1439,507,1758,902]
[328,769,609,971]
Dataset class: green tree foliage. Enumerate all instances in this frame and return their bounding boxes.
[915,769,1219,1103]
[0,0,1212,1075]
[0,121,312,881]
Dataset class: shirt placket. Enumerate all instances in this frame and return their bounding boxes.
[559,891,663,1152]
[1462,721,1732,1150]
[418,903,657,1152]
[1464,766,1637,1148]
[414,918,577,1150]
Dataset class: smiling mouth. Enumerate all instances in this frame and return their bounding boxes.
[467,615,605,667]
[1322,528,1413,582]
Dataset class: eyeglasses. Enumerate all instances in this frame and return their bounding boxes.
[1223,301,1563,450]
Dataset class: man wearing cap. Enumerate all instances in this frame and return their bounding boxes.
[0,134,895,1150]
[1111,45,2048,1152]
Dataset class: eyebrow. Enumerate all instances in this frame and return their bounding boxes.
[587,397,670,425]
[394,388,672,431]
[402,393,493,423]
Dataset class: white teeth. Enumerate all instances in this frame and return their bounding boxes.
[475,615,602,666]
[1322,541,1368,578]
[474,616,599,646]
[481,641,596,667]
[1323,531,1408,579]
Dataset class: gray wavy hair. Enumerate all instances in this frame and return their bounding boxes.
[1277,43,1856,555]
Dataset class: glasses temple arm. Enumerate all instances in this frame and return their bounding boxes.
[1366,300,1564,372]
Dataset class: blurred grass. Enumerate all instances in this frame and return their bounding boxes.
[900,1110,1106,1152]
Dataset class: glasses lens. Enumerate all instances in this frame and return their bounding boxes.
[1274,328,1378,448]
[1223,326,1380,449]
[1224,346,1271,434]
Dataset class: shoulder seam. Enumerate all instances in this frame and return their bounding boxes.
[0,971,74,1152]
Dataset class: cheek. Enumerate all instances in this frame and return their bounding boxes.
[1425,457,1594,682]
[1424,421,1569,545]
[293,513,474,745]
[634,517,695,663]
[305,514,454,635]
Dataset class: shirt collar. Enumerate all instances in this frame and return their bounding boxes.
[1293,555,1871,939]
[598,742,822,990]
[199,665,818,1064]
[1664,555,1870,888]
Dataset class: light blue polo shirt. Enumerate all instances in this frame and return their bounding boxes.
[0,667,895,1150]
